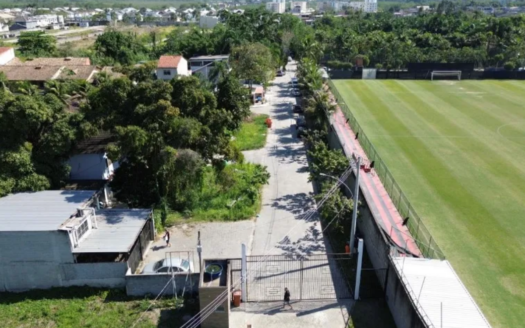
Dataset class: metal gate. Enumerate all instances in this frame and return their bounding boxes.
[230,254,353,301]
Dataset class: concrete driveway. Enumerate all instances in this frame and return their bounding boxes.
[139,221,254,273]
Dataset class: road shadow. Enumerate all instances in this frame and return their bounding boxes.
[277,224,326,259]
[270,192,315,218]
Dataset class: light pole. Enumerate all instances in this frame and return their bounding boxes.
[319,173,353,198]
[349,157,361,254]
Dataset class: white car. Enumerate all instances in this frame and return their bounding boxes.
[142,257,194,274]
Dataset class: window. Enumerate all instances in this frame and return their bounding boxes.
[157,267,169,273]
[163,70,171,76]
[76,219,89,240]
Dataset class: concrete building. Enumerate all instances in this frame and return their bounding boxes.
[317,0,377,12]
[189,54,229,81]
[0,190,155,292]
[67,132,119,181]
[200,15,219,28]
[10,15,38,30]
[266,1,286,13]
[157,55,190,81]
[291,1,308,13]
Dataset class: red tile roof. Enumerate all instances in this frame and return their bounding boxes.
[158,55,182,68]
[0,47,13,55]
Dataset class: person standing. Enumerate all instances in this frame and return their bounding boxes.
[283,287,293,310]
[163,229,171,247]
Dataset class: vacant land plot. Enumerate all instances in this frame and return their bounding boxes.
[333,79,525,328]
[233,114,270,151]
[0,287,197,328]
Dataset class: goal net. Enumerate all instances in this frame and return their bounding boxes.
[431,70,461,81]
[362,68,377,80]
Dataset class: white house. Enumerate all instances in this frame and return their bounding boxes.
[189,55,229,81]
[0,47,15,65]
[0,190,154,292]
[157,55,190,81]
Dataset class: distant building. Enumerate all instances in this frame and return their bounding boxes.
[317,0,377,12]
[189,55,229,80]
[156,55,190,81]
[291,1,308,13]
[0,53,97,84]
[266,1,286,13]
[200,15,219,28]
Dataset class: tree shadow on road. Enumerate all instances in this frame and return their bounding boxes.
[276,224,326,259]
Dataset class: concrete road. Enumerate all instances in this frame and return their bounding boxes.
[230,300,352,328]
[244,61,324,258]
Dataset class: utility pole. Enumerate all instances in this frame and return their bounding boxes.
[197,231,202,274]
[354,238,364,300]
[350,157,361,254]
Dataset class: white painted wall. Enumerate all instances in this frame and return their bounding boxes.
[156,67,178,80]
[0,48,15,65]
[177,57,190,76]
[68,153,114,180]
[199,16,219,28]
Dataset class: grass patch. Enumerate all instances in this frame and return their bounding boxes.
[232,114,269,151]
[0,287,198,328]
[155,162,267,225]
[333,79,525,328]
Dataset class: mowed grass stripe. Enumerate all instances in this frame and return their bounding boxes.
[335,80,525,328]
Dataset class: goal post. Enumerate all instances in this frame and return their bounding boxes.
[431,70,462,81]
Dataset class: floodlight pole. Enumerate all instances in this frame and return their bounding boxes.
[350,157,361,254]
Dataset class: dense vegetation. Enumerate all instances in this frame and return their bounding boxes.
[316,6,525,69]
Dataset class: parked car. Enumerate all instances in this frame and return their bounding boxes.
[292,105,304,113]
[291,89,301,97]
[142,257,194,274]
[276,70,284,77]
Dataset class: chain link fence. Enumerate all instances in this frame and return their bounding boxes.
[327,79,445,260]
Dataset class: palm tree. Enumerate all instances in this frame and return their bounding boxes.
[15,81,39,96]
[209,60,229,83]
[44,80,71,104]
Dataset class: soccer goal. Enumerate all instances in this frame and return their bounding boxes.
[431,70,462,81]
[363,68,377,79]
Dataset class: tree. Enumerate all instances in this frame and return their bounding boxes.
[0,93,84,196]
[231,43,275,88]
[215,74,251,131]
[94,30,147,65]
[18,31,56,57]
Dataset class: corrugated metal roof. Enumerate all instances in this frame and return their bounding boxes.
[189,55,229,61]
[391,257,491,328]
[73,209,150,253]
[0,190,96,231]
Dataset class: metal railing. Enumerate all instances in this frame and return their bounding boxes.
[327,79,445,260]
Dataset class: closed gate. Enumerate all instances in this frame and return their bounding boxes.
[230,254,353,301]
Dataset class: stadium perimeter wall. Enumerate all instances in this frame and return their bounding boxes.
[328,69,525,80]
[327,111,427,328]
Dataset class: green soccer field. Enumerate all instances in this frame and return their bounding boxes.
[333,79,525,328]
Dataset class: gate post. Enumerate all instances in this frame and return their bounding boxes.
[241,243,247,302]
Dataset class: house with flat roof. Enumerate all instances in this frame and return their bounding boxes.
[157,55,190,81]
[189,54,229,81]
[0,190,154,292]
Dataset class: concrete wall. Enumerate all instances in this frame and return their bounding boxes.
[0,262,128,292]
[328,127,425,328]
[0,47,14,65]
[0,230,74,263]
[157,68,177,80]
[177,57,190,76]
[61,262,127,288]
[67,153,108,180]
[125,272,199,296]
